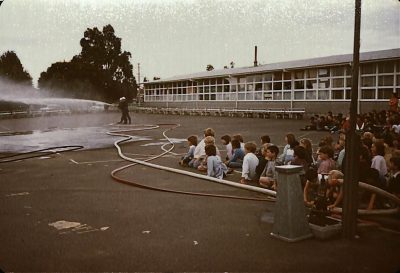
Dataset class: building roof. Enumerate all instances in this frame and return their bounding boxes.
[146,48,400,84]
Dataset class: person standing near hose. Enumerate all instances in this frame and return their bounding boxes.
[117,97,131,124]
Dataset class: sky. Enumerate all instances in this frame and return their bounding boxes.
[0,0,399,86]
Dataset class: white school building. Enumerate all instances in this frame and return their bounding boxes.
[143,48,400,114]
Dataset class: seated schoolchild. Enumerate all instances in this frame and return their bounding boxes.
[226,139,245,168]
[197,136,219,172]
[255,143,273,180]
[317,145,336,174]
[232,134,245,149]
[326,170,344,210]
[255,135,271,158]
[259,145,279,190]
[388,156,400,198]
[220,134,233,161]
[179,135,198,167]
[303,168,319,207]
[190,135,216,169]
[205,144,228,179]
[240,142,259,184]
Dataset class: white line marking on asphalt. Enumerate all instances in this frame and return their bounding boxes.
[100,227,110,231]
[69,159,79,164]
[49,220,81,230]
[142,230,151,234]
[6,192,30,197]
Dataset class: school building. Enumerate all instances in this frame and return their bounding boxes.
[143,48,400,114]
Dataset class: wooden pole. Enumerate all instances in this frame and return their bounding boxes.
[342,0,362,239]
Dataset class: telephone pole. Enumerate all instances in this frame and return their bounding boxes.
[342,0,362,240]
[137,63,141,105]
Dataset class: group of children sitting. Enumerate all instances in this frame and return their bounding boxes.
[178,125,400,211]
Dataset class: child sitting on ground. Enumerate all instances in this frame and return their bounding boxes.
[197,136,220,172]
[190,128,215,169]
[220,135,233,161]
[317,145,337,174]
[205,144,228,179]
[240,142,259,184]
[326,170,344,210]
[303,168,319,207]
[179,135,198,167]
[225,139,245,168]
[255,135,271,157]
[259,145,279,189]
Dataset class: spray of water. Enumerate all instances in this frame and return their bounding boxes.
[0,77,111,113]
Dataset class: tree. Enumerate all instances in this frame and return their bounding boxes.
[0,51,32,86]
[230,61,235,68]
[39,24,137,102]
[153,77,160,80]
[206,64,214,71]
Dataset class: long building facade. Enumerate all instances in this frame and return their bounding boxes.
[143,49,400,114]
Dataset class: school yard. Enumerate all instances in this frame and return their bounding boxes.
[0,112,399,272]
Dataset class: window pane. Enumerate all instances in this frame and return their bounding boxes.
[318,68,330,77]
[255,92,262,100]
[361,89,376,99]
[246,92,253,100]
[255,83,262,91]
[294,91,304,100]
[306,69,317,78]
[264,82,272,91]
[273,92,282,100]
[332,90,344,100]
[346,90,351,100]
[306,90,316,100]
[361,63,375,74]
[273,82,282,90]
[306,79,317,89]
[378,62,394,73]
[283,81,291,90]
[318,79,330,88]
[295,81,304,89]
[246,84,254,91]
[283,72,291,80]
[332,66,345,76]
[397,75,400,87]
[274,72,282,81]
[346,77,352,87]
[283,92,291,100]
[378,75,394,86]
[361,76,376,87]
[318,90,329,100]
[239,84,245,91]
[378,88,393,99]
[254,74,263,82]
[264,92,273,100]
[264,73,273,81]
[294,70,304,79]
[332,78,344,88]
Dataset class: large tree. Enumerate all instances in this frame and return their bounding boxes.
[39,24,137,102]
[0,51,32,86]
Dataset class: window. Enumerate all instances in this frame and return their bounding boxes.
[255,83,262,91]
[254,92,262,100]
[332,78,344,88]
[246,84,254,91]
[306,69,317,78]
[294,90,304,100]
[283,81,291,90]
[378,75,394,86]
[332,90,344,100]
[346,90,352,100]
[273,92,282,100]
[283,72,291,80]
[378,61,394,74]
[318,90,329,100]
[273,82,282,90]
[254,74,263,82]
[264,73,273,81]
[283,92,291,100]
[294,81,304,89]
[306,79,317,89]
[361,89,376,99]
[306,90,316,100]
[397,75,400,86]
[264,82,272,91]
[294,70,304,79]
[361,76,376,87]
[332,66,344,76]
[361,63,375,74]
[346,77,352,88]
[273,72,282,81]
[246,92,254,100]
[318,78,330,88]
[318,68,330,77]
[378,88,393,99]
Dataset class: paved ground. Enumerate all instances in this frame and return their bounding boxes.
[0,112,400,272]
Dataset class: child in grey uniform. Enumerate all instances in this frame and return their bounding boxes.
[205,144,228,179]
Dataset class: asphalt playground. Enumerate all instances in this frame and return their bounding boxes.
[0,112,399,272]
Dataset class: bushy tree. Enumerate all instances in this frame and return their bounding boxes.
[39,24,137,102]
[0,51,32,86]
[206,64,214,71]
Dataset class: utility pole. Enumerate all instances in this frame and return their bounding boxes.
[342,0,361,240]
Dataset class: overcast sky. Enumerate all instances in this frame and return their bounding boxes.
[0,0,399,86]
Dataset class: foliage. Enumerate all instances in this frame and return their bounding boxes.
[38,25,137,102]
[206,64,214,71]
[0,51,32,86]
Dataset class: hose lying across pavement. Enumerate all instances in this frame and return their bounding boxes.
[0,145,84,163]
[109,123,276,202]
